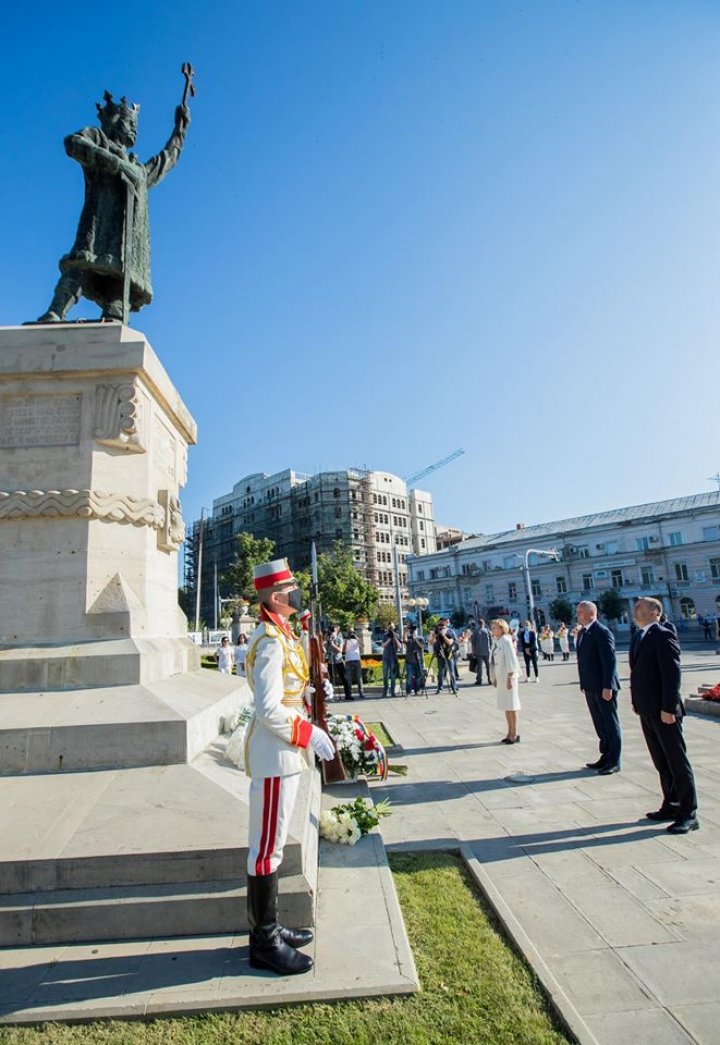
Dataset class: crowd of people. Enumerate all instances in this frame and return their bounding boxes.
[218,598,699,840]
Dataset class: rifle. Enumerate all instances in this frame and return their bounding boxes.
[308,630,346,784]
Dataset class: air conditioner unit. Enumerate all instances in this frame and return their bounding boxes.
[594,570,608,579]
[649,536,659,543]
[596,543,606,550]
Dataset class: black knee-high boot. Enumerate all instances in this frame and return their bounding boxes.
[247,872,313,975]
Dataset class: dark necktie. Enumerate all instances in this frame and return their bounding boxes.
[577,627,586,647]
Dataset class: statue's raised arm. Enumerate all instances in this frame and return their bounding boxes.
[37,66,194,326]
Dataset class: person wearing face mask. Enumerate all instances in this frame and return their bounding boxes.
[244,558,336,975]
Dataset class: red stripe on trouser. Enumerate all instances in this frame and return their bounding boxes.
[255,778,272,876]
[263,778,281,875]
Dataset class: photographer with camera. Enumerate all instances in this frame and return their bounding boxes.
[433,618,458,694]
[404,622,426,695]
[381,622,403,698]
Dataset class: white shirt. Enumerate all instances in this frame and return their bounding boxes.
[216,644,234,673]
[344,637,361,662]
[638,621,658,642]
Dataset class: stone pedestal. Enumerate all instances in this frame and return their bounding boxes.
[0,325,318,944]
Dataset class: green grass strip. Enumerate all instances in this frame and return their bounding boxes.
[0,852,568,1045]
[364,721,394,748]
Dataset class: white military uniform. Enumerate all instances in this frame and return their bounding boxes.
[244,613,313,876]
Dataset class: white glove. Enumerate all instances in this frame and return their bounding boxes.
[309,725,335,761]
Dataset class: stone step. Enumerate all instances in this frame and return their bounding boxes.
[0,752,320,895]
[0,637,202,693]
[0,671,247,774]
[0,876,313,947]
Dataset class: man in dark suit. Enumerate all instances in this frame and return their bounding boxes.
[471,618,493,685]
[575,601,621,773]
[517,621,539,682]
[630,597,698,834]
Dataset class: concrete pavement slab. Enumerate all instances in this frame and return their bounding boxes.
[366,650,720,1044]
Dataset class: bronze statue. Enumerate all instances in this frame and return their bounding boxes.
[38,66,195,324]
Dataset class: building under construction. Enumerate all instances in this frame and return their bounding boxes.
[185,468,437,627]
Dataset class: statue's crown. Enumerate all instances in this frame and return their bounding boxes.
[96,90,140,124]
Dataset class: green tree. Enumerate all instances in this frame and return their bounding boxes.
[317,542,379,631]
[450,609,467,630]
[548,597,574,625]
[222,533,276,604]
[598,588,625,623]
[374,601,398,630]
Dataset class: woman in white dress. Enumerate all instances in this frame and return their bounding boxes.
[490,619,522,744]
[557,624,570,661]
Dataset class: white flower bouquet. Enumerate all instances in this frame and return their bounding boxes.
[319,797,392,846]
[326,714,407,780]
[223,705,253,769]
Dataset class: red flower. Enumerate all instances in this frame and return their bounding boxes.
[355,729,364,741]
[364,739,375,751]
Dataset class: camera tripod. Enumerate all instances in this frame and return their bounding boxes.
[427,644,459,696]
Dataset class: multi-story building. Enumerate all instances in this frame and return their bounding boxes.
[185,468,437,625]
[407,491,720,632]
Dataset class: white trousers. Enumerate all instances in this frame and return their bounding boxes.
[247,772,301,877]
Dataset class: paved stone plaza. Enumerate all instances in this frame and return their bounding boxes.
[1,648,719,1042]
[368,648,720,1045]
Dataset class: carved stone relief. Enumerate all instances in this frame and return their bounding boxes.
[94,383,146,452]
[157,489,185,552]
[0,489,165,528]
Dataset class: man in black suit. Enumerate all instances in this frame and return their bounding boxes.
[575,601,621,774]
[630,597,699,834]
[517,621,539,682]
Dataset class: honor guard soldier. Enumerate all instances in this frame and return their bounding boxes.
[244,558,336,975]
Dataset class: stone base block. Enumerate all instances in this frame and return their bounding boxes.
[0,751,320,945]
[0,671,247,774]
[0,637,201,693]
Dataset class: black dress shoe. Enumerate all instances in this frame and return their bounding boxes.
[597,766,620,775]
[279,926,313,948]
[666,815,699,834]
[585,759,606,770]
[646,808,679,822]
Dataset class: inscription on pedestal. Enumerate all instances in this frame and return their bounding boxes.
[0,395,82,448]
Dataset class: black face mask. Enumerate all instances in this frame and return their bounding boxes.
[286,588,303,612]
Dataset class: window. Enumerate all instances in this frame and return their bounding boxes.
[556,576,567,594]
[710,558,720,580]
[582,573,592,591]
[674,562,689,582]
[641,565,654,585]
[418,504,423,513]
[430,568,439,580]
[703,526,720,541]
[508,582,517,600]
[668,532,683,547]
[577,546,590,559]
[611,569,623,589]
[636,537,650,551]
[531,579,541,597]
[334,507,342,518]
[419,521,424,531]
[485,584,494,600]
[421,539,426,549]
[442,567,451,578]
[679,596,696,620]
[417,570,425,581]
[503,555,516,570]
[606,541,620,554]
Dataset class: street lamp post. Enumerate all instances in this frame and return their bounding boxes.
[522,547,560,627]
[407,596,429,636]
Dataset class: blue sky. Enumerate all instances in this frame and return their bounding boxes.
[3,1,720,537]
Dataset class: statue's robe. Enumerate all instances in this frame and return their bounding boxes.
[58,125,185,312]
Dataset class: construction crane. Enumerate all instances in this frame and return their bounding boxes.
[405,448,465,488]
